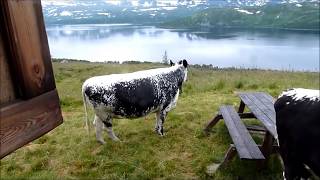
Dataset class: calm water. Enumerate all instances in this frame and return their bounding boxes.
[46,24,319,71]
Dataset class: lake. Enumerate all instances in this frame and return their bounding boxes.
[46,24,319,71]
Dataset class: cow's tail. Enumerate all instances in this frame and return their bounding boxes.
[82,86,90,135]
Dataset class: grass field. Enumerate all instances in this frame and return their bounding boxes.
[1,61,319,179]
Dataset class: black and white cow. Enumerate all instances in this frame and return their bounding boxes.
[82,60,188,144]
[275,88,320,179]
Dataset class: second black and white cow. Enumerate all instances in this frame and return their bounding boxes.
[275,88,320,179]
[82,60,188,144]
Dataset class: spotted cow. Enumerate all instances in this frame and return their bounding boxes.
[82,60,188,144]
[275,88,320,179]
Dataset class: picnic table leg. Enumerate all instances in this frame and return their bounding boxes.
[220,144,237,167]
[258,131,274,168]
[206,144,237,175]
[238,100,245,113]
[204,114,222,134]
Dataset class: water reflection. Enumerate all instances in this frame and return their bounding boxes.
[46,24,165,40]
[46,24,319,71]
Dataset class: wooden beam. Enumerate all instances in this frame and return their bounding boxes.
[246,124,266,132]
[0,33,16,104]
[204,112,256,133]
[204,114,222,133]
[0,90,63,158]
[0,0,55,99]
[220,144,237,167]
[238,100,245,113]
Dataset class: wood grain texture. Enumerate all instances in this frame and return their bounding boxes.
[0,33,16,104]
[204,112,255,132]
[0,0,55,99]
[0,90,63,158]
[0,0,63,158]
[238,92,277,138]
[220,105,265,160]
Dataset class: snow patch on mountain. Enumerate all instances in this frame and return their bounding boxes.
[41,0,320,25]
[234,8,254,14]
[60,11,72,16]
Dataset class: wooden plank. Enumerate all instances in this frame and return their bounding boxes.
[257,92,276,123]
[246,93,275,123]
[204,113,255,133]
[239,93,277,137]
[244,93,277,136]
[0,90,63,158]
[238,93,277,138]
[256,93,274,110]
[253,93,275,119]
[0,33,16,104]
[239,93,272,122]
[0,0,55,99]
[220,105,265,160]
[260,92,274,102]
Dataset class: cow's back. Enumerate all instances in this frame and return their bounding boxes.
[82,66,183,118]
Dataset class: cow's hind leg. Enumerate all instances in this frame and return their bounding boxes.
[284,160,311,179]
[280,145,311,179]
[94,115,106,144]
[102,116,120,141]
[155,110,167,136]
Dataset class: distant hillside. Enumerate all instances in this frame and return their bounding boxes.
[42,0,319,28]
[41,0,208,25]
[161,3,320,30]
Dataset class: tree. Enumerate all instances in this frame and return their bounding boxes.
[162,50,168,64]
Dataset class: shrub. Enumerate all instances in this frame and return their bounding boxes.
[214,79,225,90]
[235,80,244,89]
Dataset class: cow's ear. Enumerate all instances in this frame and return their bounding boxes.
[170,60,174,66]
[182,59,188,68]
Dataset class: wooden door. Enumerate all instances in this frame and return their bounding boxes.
[0,0,63,158]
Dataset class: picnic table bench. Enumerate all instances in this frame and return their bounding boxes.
[204,92,279,171]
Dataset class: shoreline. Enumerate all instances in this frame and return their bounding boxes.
[44,23,320,32]
[52,58,320,73]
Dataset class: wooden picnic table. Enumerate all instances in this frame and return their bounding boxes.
[204,92,279,170]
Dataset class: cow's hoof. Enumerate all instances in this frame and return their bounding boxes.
[112,137,120,142]
[97,139,106,145]
[157,130,165,136]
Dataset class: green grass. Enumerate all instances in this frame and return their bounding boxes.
[1,62,319,179]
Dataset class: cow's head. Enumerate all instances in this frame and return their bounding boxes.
[170,59,189,94]
[169,59,188,82]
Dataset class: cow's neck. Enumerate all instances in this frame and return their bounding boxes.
[171,66,185,88]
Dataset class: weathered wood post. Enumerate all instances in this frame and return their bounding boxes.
[0,0,63,158]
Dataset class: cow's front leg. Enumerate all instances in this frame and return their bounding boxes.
[155,91,179,136]
[102,118,120,142]
[94,115,106,144]
[155,111,160,132]
[155,110,166,136]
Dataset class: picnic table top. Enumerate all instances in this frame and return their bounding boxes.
[237,92,277,138]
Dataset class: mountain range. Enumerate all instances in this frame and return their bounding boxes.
[42,0,319,30]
